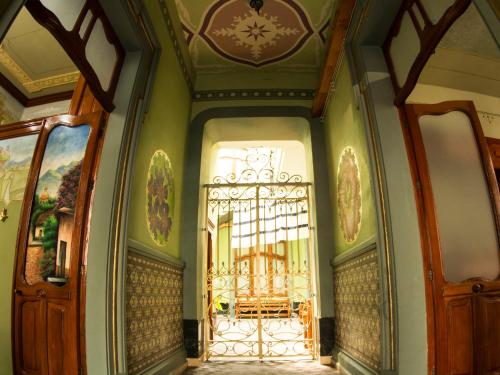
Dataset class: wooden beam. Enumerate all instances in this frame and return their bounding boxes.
[312,0,356,118]
[25,90,74,107]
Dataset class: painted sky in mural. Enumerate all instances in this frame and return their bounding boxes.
[37,125,90,197]
[0,135,38,207]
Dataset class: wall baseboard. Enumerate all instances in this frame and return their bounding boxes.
[333,350,378,375]
[187,355,204,367]
[141,349,187,375]
[320,356,332,365]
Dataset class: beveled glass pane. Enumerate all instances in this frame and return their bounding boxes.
[25,125,90,285]
[419,111,499,282]
[40,0,85,31]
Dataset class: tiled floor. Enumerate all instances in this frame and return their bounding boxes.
[184,360,340,374]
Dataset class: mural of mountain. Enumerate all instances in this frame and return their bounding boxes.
[37,161,81,197]
[4,157,32,170]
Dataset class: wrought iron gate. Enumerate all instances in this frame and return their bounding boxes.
[204,154,316,359]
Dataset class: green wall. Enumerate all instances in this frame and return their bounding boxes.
[324,60,377,256]
[0,200,23,375]
[127,0,191,258]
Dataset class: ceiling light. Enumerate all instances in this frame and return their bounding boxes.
[249,0,264,14]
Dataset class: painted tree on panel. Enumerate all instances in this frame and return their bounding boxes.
[55,161,82,210]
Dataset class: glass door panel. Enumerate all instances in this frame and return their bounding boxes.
[419,111,499,282]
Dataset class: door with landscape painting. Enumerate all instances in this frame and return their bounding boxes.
[12,111,104,375]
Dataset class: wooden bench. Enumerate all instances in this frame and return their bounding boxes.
[235,298,291,318]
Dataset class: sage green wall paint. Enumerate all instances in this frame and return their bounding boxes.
[191,100,313,120]
[324,60,377,256]
[0,200,22,375]
[127,0,192,259]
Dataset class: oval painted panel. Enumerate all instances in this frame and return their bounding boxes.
[337,147,362,243]
[146,150,174,246]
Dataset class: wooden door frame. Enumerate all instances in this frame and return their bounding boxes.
[402,101,500,373]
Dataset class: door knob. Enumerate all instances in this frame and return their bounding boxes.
[472,283,484,293]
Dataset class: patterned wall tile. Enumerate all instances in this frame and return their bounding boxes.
[126,250,184,374]
[333,249,381,371]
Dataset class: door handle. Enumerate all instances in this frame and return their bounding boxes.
[472,283,484,293]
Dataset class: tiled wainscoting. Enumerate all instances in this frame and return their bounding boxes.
[333,245,381,372]
[126,245,185,374]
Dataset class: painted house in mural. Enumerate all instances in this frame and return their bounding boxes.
[55,208,73,278]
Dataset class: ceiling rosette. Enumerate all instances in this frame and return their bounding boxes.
[199,0,314,67]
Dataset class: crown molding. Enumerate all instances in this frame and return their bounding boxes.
[0,45,79,94]
[0,71,73,107]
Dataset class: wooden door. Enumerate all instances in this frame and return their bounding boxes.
[13,112,104,375]
[405,101,500,375]
[486,138,500,186]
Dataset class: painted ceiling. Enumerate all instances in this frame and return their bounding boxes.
[0,8,79,99]
[174,0,336,90]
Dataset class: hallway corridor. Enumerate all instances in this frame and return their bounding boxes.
[184,360,340,374]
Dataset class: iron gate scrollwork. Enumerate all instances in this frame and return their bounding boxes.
[204,151,317,359]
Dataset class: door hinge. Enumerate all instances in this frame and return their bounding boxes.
[88,180,95,192]
[79,368,84,375]
[428,269,433,281]
[431,367,436,375]
[416,180,422,190]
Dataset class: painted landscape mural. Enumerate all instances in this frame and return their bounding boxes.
[0,135,38,212]
[25,125,90,285]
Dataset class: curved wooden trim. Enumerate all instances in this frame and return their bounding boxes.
[0,119,43,139]
[24,0,125,112]
[383,0,472,106]
[311,0,356,117]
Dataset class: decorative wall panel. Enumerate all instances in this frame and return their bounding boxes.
[126,250,183,374]
[333,248,381,370]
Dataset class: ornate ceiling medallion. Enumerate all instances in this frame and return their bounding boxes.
[337,147,362,243]
[199,0,313,67]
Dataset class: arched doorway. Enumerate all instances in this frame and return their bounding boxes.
[204,145,317,359]
[197,117,322,360]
